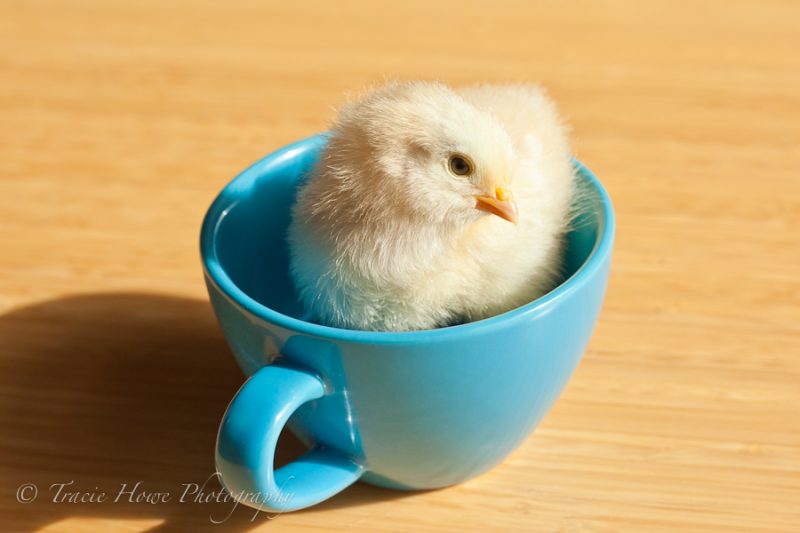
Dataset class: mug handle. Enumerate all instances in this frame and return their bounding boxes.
[215,364,365,512]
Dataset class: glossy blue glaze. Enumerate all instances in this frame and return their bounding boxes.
[202,134,614,512]
[215,365,364,511]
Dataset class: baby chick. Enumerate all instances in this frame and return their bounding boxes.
[288,81,575,331]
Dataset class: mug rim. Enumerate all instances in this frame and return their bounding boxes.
[201,134,615,345]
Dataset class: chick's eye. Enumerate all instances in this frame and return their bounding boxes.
[448,154,473,176]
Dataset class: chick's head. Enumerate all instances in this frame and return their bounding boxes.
[332,82,520,227]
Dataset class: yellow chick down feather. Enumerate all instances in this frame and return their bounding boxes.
[288,81,575,331]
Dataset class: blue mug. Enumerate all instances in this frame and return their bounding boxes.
[201,134,614,512]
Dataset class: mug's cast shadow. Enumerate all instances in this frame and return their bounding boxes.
[0,293,408,532]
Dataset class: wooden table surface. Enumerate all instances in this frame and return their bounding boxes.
[1,1,798,531]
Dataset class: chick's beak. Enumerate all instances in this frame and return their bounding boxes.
[475,187,518,224]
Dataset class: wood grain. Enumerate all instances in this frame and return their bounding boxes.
[1,1,798,531]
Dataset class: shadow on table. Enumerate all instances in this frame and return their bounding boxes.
[0,293,411,532]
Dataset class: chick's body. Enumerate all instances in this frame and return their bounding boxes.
[288,82,574,331]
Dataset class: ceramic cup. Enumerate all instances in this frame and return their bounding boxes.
[201,134,614,512]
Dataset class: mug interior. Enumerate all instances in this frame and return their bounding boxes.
[204,136,608,333]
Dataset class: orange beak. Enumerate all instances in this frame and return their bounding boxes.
[475,187,518,224]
